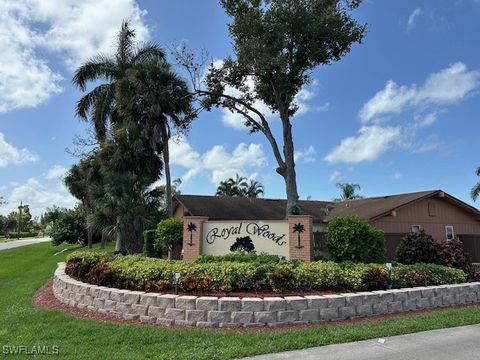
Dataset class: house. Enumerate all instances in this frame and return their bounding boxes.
[173,190,480,261]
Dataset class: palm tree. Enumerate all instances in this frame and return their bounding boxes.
[72,21,165,142]
[472,167,480,201]
[115,59,194,218]
[335,183,363,201]
[216,174,248,196]
[245,180,264,198]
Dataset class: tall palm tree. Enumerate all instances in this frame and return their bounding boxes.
[216,174,248,196]
[335,183,363,201]
[245,179,264,198]
[115,59,194,218]
[471,167,480,201]
[72,21,165,142]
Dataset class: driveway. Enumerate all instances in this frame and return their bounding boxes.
[242,324,480,360]
[0,237,51,251]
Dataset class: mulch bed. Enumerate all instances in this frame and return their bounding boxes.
[33,278,479,333]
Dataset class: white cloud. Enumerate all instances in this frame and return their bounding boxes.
[360,62,480,123]
[0,0,148,114]
[169,137,267,184]
[407,8,423,31]
[294,146,317,164]
[0,132,39,167]
[2,178,77,216]
[329,170,343,182]
[412,142,439,153]
[392,171,401,180]
[324,125,401,164]
[46,165,68,180]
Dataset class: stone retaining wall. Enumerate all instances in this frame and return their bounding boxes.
[52,262,480,328]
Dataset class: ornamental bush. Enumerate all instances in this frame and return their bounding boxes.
[395,231,441,264]
[65,252,468,294]
[143,229,161,258]
[327,216,385,263]
[50,207,87,246]
[155,218,183,255]
[438,239,472,275]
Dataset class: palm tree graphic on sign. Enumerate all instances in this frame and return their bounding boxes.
[187,223,197,246]
[293,223,305,249]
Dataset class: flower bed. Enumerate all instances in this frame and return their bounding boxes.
[65,251,467,295]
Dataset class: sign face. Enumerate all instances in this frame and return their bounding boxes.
[202,220,289,257]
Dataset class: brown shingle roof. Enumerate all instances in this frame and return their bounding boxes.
[175,190,480,223]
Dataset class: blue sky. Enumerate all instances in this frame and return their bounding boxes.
[1,0,480,216]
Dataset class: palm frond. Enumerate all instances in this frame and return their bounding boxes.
[72,54,116,91]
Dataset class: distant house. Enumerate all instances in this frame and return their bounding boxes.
[173,190,480,261]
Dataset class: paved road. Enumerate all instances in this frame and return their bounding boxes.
[243,324,480,360]
[0,237,51,251]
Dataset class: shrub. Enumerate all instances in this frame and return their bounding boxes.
[196,252,281,264]
[155,218,183,255]
[438,239,472,275]
[404,270,429,287]
[7,231,38,239]
[362,267,389,291]
[327,216,385,263]
[50,206,87,246]
[267,265,298,292]
[391,263,467,288]
[143,230,161,258]
[395,231,441,264]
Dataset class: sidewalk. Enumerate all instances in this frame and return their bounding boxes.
[0,237,51,251]
[242,324,480,360]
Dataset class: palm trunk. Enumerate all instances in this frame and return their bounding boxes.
[115,215,122,252]
[100,231,106,249]
[84,202,93,248]
[160,118,173,218]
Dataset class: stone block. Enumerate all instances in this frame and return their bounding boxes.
[241,298,264,312]
[130,304,148,316]
[197,321,218,328]
[104,299,117,311]
[407,289,423,300]
[147,306,164,317]
[140,316,156,323]
[430,296,443,307]
[324,294,346,308]
[231,311,253,324]
[115,302,131,313]
[123,291,143,304]
[93,298,105,309]
[98,288,112,301]
[319,307,337,321]
[156,318,173,326]
[372,290,394,302]
[387,301,403,313]
[219,297,242,311]
[208,311,231,323]
[157,294,178,309]
[263,297,286,311]
[356,304,373,317]
[277,310,297,323]
[342,293,363,306]
[338,306,356,319]
[254,311,277,323]
[123,314,139,321]
[454,293,467,305]
[372,302,388,315]
[304,295,328,309]
[175,320,196,327]
[421,288,435,298]
[416,298,431,309]
[466,292,478,303]
[110,289,129,302]
[390,289,408,302]
[284,296,308,310]
[403,299,417,311]
[196,297,218,311]
[82,295,94,306]
[139,293,158,306]
[358,292,379,305]
[164,308,185,321]
[186,310,206,322]
[176,296,197,310]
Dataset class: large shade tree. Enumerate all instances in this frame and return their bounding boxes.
[178,0,365,215]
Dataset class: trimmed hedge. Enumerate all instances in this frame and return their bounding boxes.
[65,252,468,294]
[7,231,38,239]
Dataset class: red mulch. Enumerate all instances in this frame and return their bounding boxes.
[33,278,480,333]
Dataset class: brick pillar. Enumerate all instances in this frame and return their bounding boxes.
[182,216,208,262]
[288,215,313,262]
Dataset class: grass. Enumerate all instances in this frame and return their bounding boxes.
[1,243,480,359]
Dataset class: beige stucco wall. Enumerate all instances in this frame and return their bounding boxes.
[202,220,289,257]
[372,197,480,242]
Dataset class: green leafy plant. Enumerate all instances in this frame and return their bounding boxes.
[327,216,385,263]
[155,218,183,256]
[438,239,472,275]
[143,229,161,258]
[395,231,441,264]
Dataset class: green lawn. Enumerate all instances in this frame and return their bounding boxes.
[1,243,480,359]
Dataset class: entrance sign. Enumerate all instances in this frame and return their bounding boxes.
[202,220,289,257]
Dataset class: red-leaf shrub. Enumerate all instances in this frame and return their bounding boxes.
[404,270,429,287]
[438,239,472,275]
[395,231,441,264]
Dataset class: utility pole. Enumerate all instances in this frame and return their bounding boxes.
[17,201,23,240]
